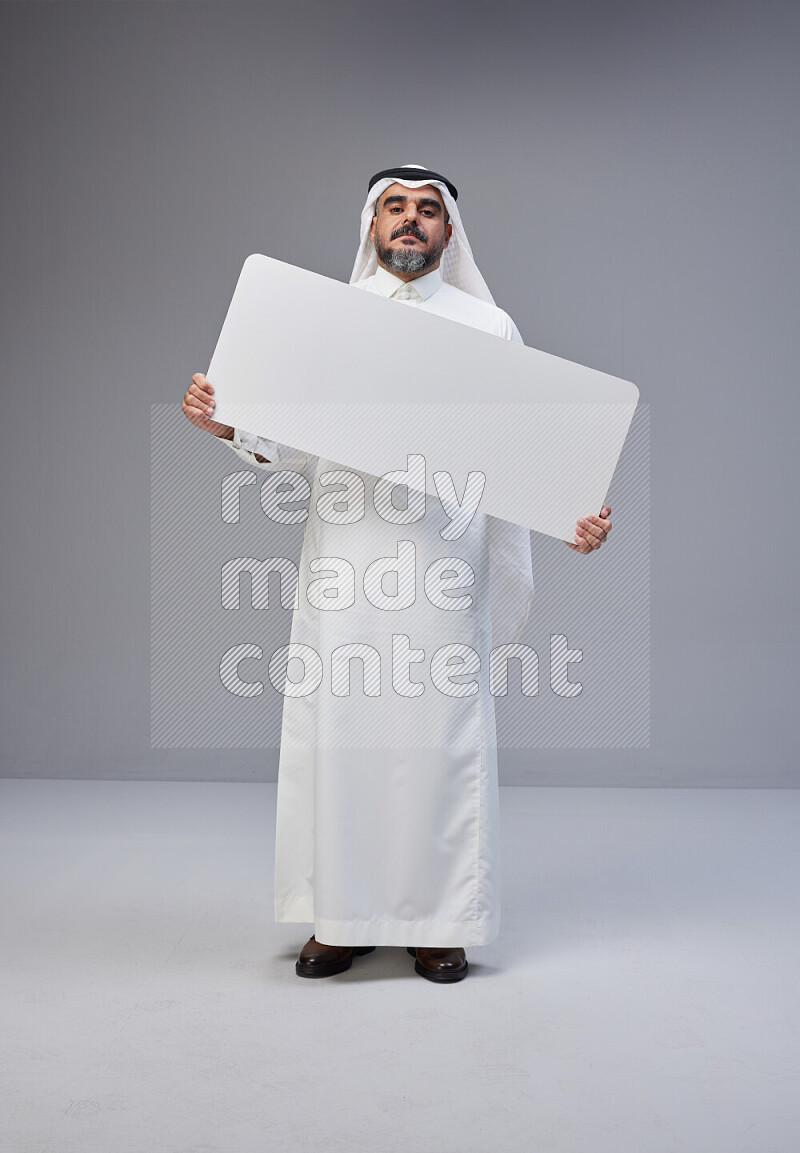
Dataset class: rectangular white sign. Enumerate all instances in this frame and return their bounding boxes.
[208,254,639,542]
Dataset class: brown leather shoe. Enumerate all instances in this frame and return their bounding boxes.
[295,934,376,978]
[406,946,468,983]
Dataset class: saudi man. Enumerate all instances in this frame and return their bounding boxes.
[182,164,612,983]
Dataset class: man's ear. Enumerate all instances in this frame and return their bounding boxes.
[444,221,453,247]
[369,215,377,243]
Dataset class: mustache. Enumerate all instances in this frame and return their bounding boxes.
[390,224,428,242]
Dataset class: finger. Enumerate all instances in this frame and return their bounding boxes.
[600,505,611,517]
[187,398,215,420]
[183,397,210,424]
[576,525,602,550]
[191,373,214,397]
[189,380,213,404]
[188,383,216,414]
[575,525,601,547]
[577,518,604,542]
[585,514,611,536]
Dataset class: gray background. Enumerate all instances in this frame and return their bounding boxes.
[2,0,797,785]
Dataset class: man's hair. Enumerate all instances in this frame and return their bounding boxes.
[374,189,450,226]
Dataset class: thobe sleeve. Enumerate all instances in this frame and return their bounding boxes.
[498,309,524,345]
[222,428,317,482]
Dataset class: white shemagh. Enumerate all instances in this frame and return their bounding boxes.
[350,164,535,647]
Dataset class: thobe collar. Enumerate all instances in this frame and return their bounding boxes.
[371,264,443,301]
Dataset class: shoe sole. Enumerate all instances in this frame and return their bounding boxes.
[406,946,468,983]
[295,945,376,978]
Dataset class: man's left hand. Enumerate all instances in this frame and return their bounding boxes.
[565,504,612,554]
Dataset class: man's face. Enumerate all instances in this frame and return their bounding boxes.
[369,182,453,279]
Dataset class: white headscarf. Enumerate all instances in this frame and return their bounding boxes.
[349,163,496,304]
[349,163,536,649]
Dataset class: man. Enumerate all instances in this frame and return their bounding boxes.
[182,164,612,983]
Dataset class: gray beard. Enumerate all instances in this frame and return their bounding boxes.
[380,247,429,274]
[375,233,447,276]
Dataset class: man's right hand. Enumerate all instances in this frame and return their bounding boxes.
[182,373,234,440]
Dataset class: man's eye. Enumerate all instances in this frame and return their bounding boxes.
[390,206,402,212]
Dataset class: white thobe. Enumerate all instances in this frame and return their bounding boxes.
[223,264,530,947]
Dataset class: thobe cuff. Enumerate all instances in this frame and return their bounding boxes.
[223,430,266,469]
[224,428,315,477]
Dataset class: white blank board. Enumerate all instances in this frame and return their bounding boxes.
[208,254,639,542]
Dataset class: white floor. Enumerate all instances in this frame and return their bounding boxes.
[0,781,797,1153]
